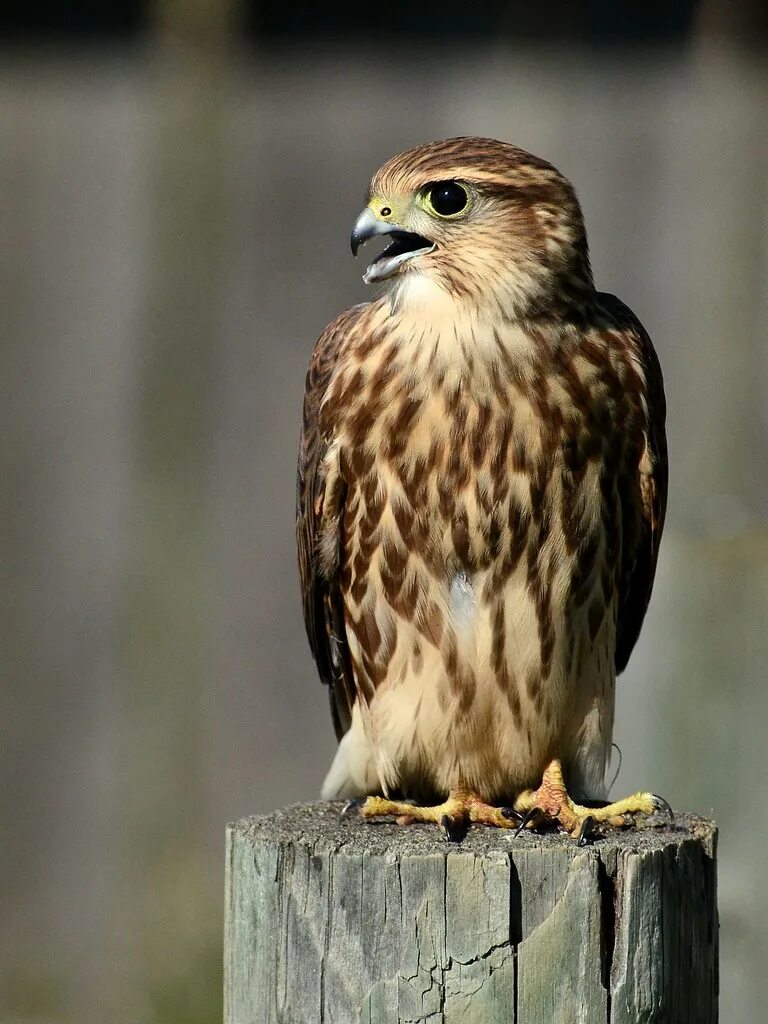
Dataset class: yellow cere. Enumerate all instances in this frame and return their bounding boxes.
[368,198,397,221]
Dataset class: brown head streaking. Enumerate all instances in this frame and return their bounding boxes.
[357,136,592,315]
[297,137,668,840]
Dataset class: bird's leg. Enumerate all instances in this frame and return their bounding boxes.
[355,788,521,841]
[514,758,672,841]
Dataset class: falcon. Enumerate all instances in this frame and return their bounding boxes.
[296,137,668,841]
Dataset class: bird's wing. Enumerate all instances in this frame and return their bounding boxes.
[601,293,668,675]
[296,305,365,739]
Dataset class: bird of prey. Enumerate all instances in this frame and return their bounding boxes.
[296,137,668,841]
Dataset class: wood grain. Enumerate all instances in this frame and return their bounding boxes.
[225,802,717,1023]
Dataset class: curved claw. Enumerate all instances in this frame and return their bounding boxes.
[341,798,364,818]
[514,807,540,837]
[500,806,523,822]
[651,794,674,824]
[577,815,597,847]
[440,813,466,842]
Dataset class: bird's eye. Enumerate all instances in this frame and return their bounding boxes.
[425,181,469,217]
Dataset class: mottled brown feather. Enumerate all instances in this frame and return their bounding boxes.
[296,305,367,738]
[297,137,668,803]
[598,293,668,673]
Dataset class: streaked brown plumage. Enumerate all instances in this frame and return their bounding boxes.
[296,137,667,835]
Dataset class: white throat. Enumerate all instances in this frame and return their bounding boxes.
[384,275,541,379]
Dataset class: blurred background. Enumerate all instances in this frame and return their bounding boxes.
[1,2,766,1022]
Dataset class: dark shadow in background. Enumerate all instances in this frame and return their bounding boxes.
[1,1,709,46]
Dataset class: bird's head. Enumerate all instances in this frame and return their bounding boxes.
[351,137,593,318]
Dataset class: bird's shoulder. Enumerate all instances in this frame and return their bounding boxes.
[304,302,372,396]
[299,301,378,463]
[591,291,665,400]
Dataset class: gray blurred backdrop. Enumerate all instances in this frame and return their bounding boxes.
[1,2,767,1022]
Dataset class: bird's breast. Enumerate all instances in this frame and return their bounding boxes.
[334,324,620,646]
[448,570,478,638]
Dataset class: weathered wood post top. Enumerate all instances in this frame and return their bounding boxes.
[225,802,717,1024]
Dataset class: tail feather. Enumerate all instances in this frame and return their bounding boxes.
[321,705,380,799]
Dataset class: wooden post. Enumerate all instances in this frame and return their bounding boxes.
[225,802,717,1023]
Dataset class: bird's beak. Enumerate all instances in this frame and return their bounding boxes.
[351,207,436,284]
[350,208,395,257]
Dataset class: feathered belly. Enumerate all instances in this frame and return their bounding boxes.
[346,529,615,802]
[338,395,618,801]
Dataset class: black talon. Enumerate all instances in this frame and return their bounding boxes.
[500,806,522,821]
[341,798,364,818]
[577,815,597,847]
[514,807,540,837]
[440,813,467,842]
[652,795,674,824]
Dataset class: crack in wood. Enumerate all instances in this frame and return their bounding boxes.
[225,804,718,1023]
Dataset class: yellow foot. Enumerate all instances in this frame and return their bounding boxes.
[513,758,673,845]
[346,790,523,841]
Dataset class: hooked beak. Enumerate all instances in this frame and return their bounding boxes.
[350,208,393,257]
[350,207,436,284]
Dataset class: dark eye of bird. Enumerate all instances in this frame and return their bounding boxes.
[428,181,468,216]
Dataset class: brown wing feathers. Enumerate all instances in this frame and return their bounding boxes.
[296,307,363,738]
[600,293,668,674]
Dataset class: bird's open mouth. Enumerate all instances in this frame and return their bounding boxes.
[363,231,436,284]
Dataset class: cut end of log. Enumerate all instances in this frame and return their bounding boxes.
[225,802,718,1023]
